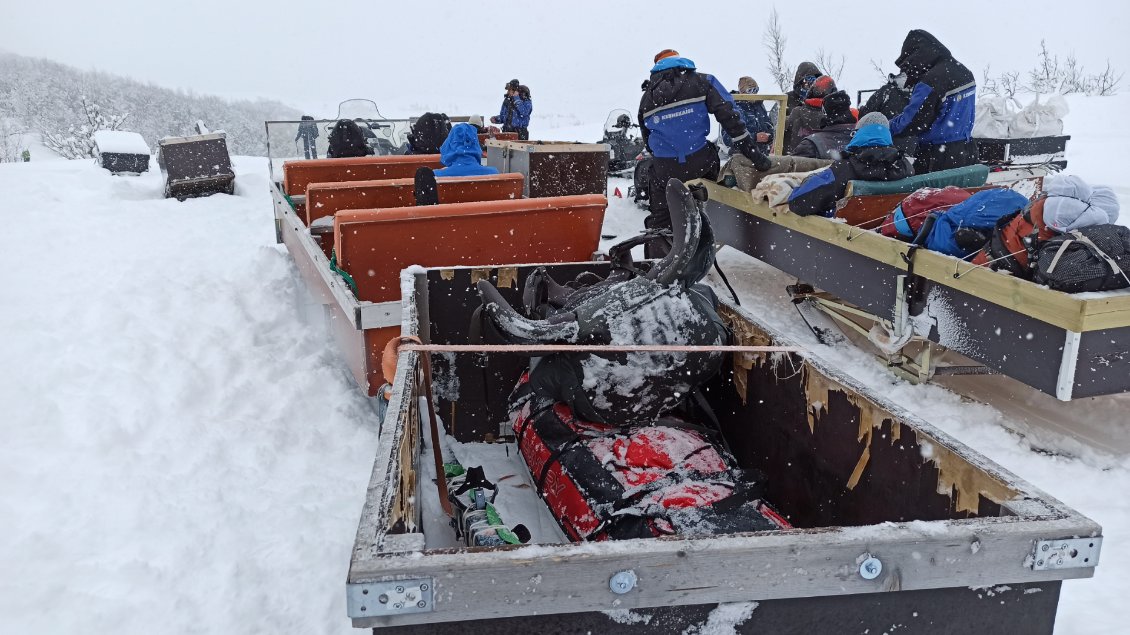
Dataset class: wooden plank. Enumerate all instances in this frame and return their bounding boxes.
[734,94,788,156]
[694,180,1130,333]
[350,515,1095,629]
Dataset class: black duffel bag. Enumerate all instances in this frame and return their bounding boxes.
[1033,224,1130,293]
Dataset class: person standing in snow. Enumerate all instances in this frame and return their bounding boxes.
[790,91,858,160]
[434,124,501,178]
[295,115,319,160]
[638,49,773,256]
[491,79,533,140]
[787,112,912,217]
[720,77,775,156]
[888,29,977,174]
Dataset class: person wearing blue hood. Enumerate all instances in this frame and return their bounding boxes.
[638,49,772,255]
[788,112,912,217]
[433,124,500,178]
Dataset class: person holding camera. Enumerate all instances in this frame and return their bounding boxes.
[491,79,533,140]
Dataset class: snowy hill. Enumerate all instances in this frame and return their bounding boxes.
[1,96,1129,633]
[0,52,302,158]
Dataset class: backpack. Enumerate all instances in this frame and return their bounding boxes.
[881,186,972,241]
[406,112,451,154]
[326,119,374,158]
[1032,224,1130,293]
[971,196,1054,277]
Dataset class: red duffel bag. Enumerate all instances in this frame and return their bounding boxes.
[512,375,790,541]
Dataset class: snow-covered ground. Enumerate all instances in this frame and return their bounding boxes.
[1,96,1128,634]
[0,158,379,633]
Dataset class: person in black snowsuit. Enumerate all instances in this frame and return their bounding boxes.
[859,72,917,157]
[326,119,374,159]
[790,91,857,160]
[639,49,772,256]
[788,112,912,217]
[785,61,823,115]
[888,30,977,174]
[295,115,319,160]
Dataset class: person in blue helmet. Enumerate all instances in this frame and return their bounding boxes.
[638,49,772,255]
[433,123,500,178]
[788,112,912,217]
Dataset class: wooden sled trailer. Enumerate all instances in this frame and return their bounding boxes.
[265,120,609,396]
[695,180,1130,401]
[347,262,1102,634]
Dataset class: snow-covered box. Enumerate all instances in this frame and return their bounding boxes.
[485,139,609,198]
[93,130,151,175]
[157,132,235,201]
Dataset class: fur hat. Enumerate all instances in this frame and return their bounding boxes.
[737,77,759,94]
[654,49,680,64]
[809,76,837,99]
[855,111,890,130]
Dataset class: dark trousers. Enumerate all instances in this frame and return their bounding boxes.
[644,143,720,258]
[914,139,977,175]
[300,139,318,160]
[504,125,530,140]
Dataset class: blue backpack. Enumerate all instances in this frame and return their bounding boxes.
[925,189,1030,257]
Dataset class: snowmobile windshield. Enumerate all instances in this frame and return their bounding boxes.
[336,99,382,120]
[604,109,636,133]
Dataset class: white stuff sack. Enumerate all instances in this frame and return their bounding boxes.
[1009,94,1068,138]
[972,96,1013,138]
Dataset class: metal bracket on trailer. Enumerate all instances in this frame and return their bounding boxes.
[1030,537,1101,571]
[347,577,435,618]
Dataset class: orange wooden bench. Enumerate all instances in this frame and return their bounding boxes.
[282,154,443,196]
[333,194,606,391]
[304,173,525,226]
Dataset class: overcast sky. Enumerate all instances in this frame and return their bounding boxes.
[6,0,1130,126]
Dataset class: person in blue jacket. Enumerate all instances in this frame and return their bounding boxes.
[434,124,500,178]
[888,30,977,175]
[638,49,772,255]
[788,112,912,217]
[720,76,775,155]
[491,79,533,140]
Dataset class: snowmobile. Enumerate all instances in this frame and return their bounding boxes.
[597,109,644,178]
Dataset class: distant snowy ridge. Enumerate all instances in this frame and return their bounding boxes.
[0,52,301,157]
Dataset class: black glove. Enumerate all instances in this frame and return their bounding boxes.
[734,136,773,171]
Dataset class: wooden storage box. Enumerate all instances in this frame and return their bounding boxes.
[93,130,151,175]
[341,262,1102,633]
[976,135,1070,169]
[157,133,236,200]
[485,139,609,198]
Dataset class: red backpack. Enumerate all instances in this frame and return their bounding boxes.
[880,186,973,241]
[971,196,1053,278]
